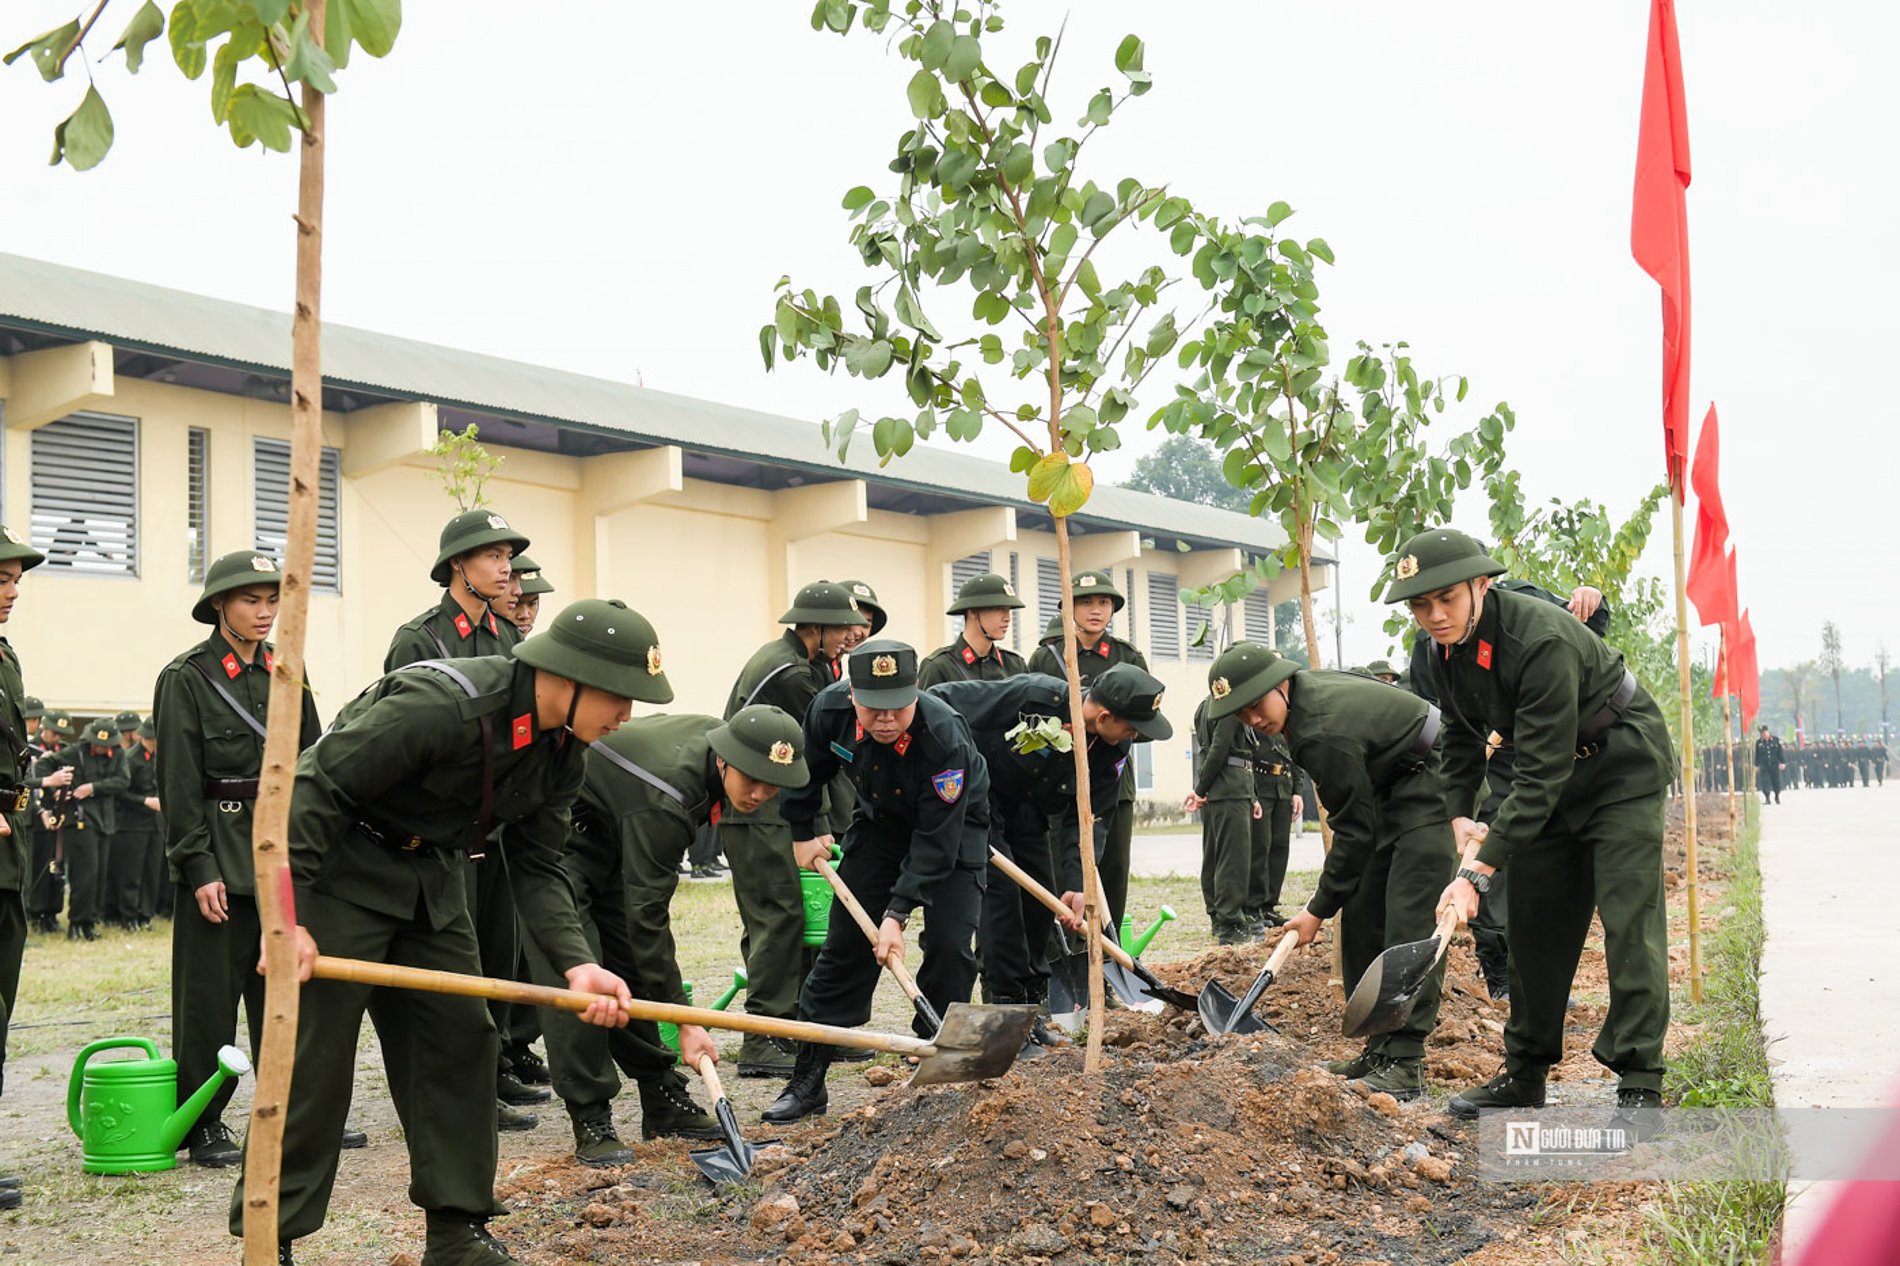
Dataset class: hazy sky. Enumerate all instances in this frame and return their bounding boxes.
[2,1,1891,672]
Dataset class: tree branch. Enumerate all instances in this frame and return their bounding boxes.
[57,0,111,75]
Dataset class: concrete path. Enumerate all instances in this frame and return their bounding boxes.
[1128,826,1325,880]
[1757,777,1899,1259]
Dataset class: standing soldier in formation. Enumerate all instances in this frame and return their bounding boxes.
[1028,570,1148,931]
[38,715,129,942]
[507,554,553,637]
[107,710,158,930]
[1203,642,1455,1100]
[153,551,340,1167]
[767,640,989,1123]
[1185,690,1260,944]
[1387,530,1673,1131]
[1247,729,1302,930]
[0,527,46,1212]
[26,712,75,933]
[235,599,647,1266]
[1753,724,1784,804]
[917,573,1027,688]
[721,581,867,1077]
[540,702,808,1164]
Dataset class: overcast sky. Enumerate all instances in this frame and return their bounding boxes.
[2,1,1891,673]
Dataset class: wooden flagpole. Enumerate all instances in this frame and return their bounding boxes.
[1669,492,1703,1004]
[1721,637,1736,841]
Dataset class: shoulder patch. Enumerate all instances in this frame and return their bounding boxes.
[930,769,965,803]
[829,740,856,763]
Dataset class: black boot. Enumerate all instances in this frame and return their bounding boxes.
[421,1214,519,1266]
[504,1045,550,1086]
[1473,941,1511,1001]
[1447,1070,1546,1120]
[762,1042,832,1124]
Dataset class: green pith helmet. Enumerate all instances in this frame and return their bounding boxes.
[1382,529,1506,604]
[837,579,888,635]
[0,523,45,572]
[513,599,674,704]
[779,580,870,628]
[1206,641,1299,720]
[22,697,44,721]
[136,716,156,741]
[114,710,141,732]
[1069,569,1126,612]
[709,705,811,788]
[44,711,74,740]
[193,550,283,625]
[1041,610,1066,644]
[1365,660,1398,681]
[947,572,1024,615]
[430,509,530,586]
[86,716,117,747]
[846,638,919,710]
[511,553,555,597]
[1088,663,1173,740]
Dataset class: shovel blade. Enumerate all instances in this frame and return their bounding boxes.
[1341,933,1445,1039]
[689,1097,762,1185]
[907,1003,1037,1087]
[1196,979,1271,1036]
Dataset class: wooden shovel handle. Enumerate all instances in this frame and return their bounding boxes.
[987,847,1136,970]
[813,854,928,1004]
[1264,928,1300,977]
[694,1053,727,1104]
[309,955,932,1057]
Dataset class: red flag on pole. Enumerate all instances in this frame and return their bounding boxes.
[1688,544,1734,630]
[1685,407,1730,626]
[1733,611,1759,723]
[1630,0,1694,495]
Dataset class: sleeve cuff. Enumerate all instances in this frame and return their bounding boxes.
[787,818,817,840]
[182,855,221,892]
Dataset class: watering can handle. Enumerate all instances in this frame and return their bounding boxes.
[68,1036,162,1138]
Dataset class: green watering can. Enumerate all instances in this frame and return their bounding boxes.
[68,1037,251,1174]
[1119,906,1178,958]
[799,845,845,946]
[659,968,747,1060]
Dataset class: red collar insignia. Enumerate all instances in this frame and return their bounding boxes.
[453,612,474,640]
[1097,640,1111,658]
[962,646,977,664]
[1476,640,1494,671]
[484,613,498,635]
[221,653,241,679]
[263,651,275,673]
[512,714,533,750]
[894,732,913,756]
[831,659,842,680]
[855,721,865,742]
[708,802,723,828]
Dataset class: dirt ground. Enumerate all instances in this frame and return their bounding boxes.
[0,797,1742,1265]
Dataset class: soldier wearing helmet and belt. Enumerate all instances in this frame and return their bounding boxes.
[917,572,1028,688]
[0,525,48,1212]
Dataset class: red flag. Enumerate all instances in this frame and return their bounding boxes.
[1631,0,1694,495]
[1733,611,1759,723]
[1688,544,1734,630]
[1685,407,1730,626]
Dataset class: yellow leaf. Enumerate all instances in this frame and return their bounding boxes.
[1025,450,1070,504]
[1049,462,1095,517]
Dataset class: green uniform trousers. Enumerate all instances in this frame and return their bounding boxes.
[1198,799,1254,932]
[108,827,157,923]
[0,887,22,1092]
[1247,798,1293,917]
[63,825,103,924]
[1340,819,1458,1060]
[230,888,504,1241]
[26,828,61,920]
[719,804,810,1024]
[463,850,522,1045]
[1502,791,1670,1092]
[1098,800,1134,932]
[171,886,264,1135]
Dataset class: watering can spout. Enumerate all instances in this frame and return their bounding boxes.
[158,1045,252,1153]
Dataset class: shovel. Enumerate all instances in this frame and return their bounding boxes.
[811,853,943,1035]
[1198,930,1300,1036]
[687,1054,763,1184]
[1340,905,1460,1040]
[986,848,1198,1019]
[310,956,1033,1088]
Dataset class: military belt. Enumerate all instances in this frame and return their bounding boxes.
[1575,669,1638,759]
[1254,762,1288,776]
[351,818,439,857]
[203,777,260,800]
[0,782,30,813]
[1225,756,1252,769]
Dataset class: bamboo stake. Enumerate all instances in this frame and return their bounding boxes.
[243,8,326,1260]
[1668,493,1703,1005]
[1050,515,1104,1073]
[1721,637,1736,842]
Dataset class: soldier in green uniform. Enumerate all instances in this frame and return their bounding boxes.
[26,711,75,933]
[496,554,556,1088]
[1205,642,1456,1100]
[134,717,170,923]
[1247,732,1301,929]
[235,599,648,1266]
[1027,569,1148,930]
[0,527,46,1211]
[540,704,809,1164]
[917,572,1028,688]
[1365,661,1401,685]
[764,640,990,1123]
[105,711,155,930]
[926,664,1168,1037]
[1186,692,1260,943]
[154,551,329,1166]
[507,554,553,637]
[39,715,129,941]
[720,581,867,1077]
[1386,529,1673,1128]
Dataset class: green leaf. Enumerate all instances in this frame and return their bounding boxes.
[112,2,166,74]
[944,33,981,81]
[284,14,337,93]
[211,36,244,122]
[758,323,776,370]
[1081,189,1115,228]
[1265,199,1294,227]
[168,1,207,79]
[841,185,875,212]
[49,84,114,171]
[919,18,954,71]
[340,0,401,58]
[906,68,944,118]
[1009,446,1040,474]
[325,0,354,68]
[251,0,291,24]
[979,80,1012,108]
[6,18,81,82]
[1043,137,1073,172]
[1026,450,1069,504]
[892,286,940,340]
[1114,34,1145,74]
[1306,237,1335,265]
[1085,89,1112,127]
[226,83,297,150]
[1049,460,1094,516]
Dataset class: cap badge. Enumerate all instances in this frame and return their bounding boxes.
[853,584,871,598]
[1152,692,1165,711]
[871,654,899,678]
[1211,677,1232,700]
[1077,574,1097,588]
[486,513,509,530]
[251,555,276,572]
[768,740,796,766]
[646,645,664,675]
[1001,581,1015,597]
[1395,555,1420,580]
[0,527,14,544]
[519,571,538,582]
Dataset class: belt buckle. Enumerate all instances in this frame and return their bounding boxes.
[219,800,244,814]
[12,788,28,813]
[1574,742,1601,761]
[401,835,424,852]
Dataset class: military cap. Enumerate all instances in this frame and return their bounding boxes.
[21,697,44,720]
[779,580,870,628]
[1068,569,1127,612]
[837,579,888,634]
[1383,528,1506,603]
[193,550,283,625]
[513,599,674,704]
[85,716,118,747]
[947,572,1024,615]
[1364,660,1399,681]
[115,710,142,732]
[1087,663,1172,740]
[511,553,555,597]
[709,704,811,788]
[847,638,919,710]
[136,716,156,741]
[0,524,44,573]
[1041,610,1065,644]
[1205,641,1298,721]
[44,711,74,739]
[430,509,530,586]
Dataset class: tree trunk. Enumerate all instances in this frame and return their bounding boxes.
[1051,517,1104,1074]
[242,10,325,1260]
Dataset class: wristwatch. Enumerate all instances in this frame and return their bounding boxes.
[1456,866,1492,895]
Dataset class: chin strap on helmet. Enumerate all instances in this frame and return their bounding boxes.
[558,678,584,750]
